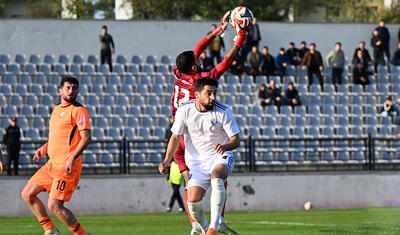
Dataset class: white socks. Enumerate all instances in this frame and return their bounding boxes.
[188,201,208,233]
[209,178,226,230]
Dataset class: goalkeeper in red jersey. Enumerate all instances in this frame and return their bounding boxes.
[160,10,250,235]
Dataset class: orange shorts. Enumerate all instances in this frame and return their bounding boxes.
[29,157,82,202]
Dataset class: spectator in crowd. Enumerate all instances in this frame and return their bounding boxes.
[286,42,300,66]
[261,46,278,79]
[302,43,324,89]
[267,79,283,107]
[276,48,289,78]
[284,82,301,107]
[99,25,115,72]
[391,42,400,66]
[375,19,391,63]
[298,41,309,60]
[3,117,21,176]
[243,17,262,60]
[199,51,214,72]
[165,159,185,213]
[326,42,345,86]
[371,29,385,73]
[230,51,245,76]
[258,83,269,108]
[248,17,262,48]
[353,49,372,70]
[381,97,397,119]
[352,41,372,67]
[208,24,225,64]
[164,116,174,144]
[247,45,263,78]
[353,62,372,88]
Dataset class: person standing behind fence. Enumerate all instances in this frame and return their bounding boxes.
[165,159,185,213]
[99,25,115,72]
[3,117,21,176]
[375,20,390,63]
[371,29,385,73]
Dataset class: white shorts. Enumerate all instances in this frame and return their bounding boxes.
[187,154,235,191]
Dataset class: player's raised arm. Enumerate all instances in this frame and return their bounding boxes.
[210,15,250,78]
[159,133,181,174]
[193,11,231,57]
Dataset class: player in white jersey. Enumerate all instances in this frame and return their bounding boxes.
[159,77,240,235]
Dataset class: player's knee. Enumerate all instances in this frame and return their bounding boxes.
[21,186,34,203]
[48,200,62,214]
[211,164,228,179]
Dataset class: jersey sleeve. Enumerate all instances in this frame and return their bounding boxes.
[204,57,233,79]
[222,108,240,138]
[170,106,185,135]
[193,36,212,57]
[74,107,91,131]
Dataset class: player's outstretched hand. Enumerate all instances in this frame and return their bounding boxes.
[64,157,74,175]
[158,161,170,175]
[214,144,225,155]
[235,18,250,37]
[33,143,48,162]
[212,11,231,37]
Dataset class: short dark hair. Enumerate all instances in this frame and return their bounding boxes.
[310,43,316,47]
[360,41,365,45]
[194,77,218,92]
[336,42,341,47]
[289,42,295,46]
[102,25,107,30]
[176,51,195,74]
[300,41,306,45]
[263,46,268,50]
[60,76,79,89]
[280,47,285,51]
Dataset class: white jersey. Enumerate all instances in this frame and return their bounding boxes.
[171,99,240,168]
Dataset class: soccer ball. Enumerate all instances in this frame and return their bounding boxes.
[304,201,312,210]
[229,6,253,31]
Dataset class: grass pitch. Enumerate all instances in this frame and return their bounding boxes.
[2,207,400,234]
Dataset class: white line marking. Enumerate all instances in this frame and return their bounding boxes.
[238,221,328,227]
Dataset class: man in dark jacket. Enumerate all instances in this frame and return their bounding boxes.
[298,41,309,60]
[284,82,301,107]
[276,48,289,78]
[261,46,277,78]
[353,62,372,88]
[286,42,300,66]
[371,29,385,73]
[301,43,324,88]
[3,117,21,175]
[247,45,263,77]
[266,79,282,107]
[376,20,390,63]
[352,41,372,68]
[199,51,214,72]
[391,42,400,66]
[99,25,115,72]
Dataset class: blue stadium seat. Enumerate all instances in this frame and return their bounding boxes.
[116,55,128,64]
[146,55,158,65]
[258,152,273,164]
[322,126,334,137]
[266,106,278,116]
[308,106,320,116]
[98,64,110,75]
[352,152,365,162]
[15,84,28,95]
[37,106,50,117]
[72,55,84,64]
[54,64,68,75]
[127,64,140,75]
[235,116,246,127]
[124,129,136,139]
[0,54,11,64]
[82,64,96,75]
[107,129,121,139]
[131,55,143,65]
[83,154,97,167]
[307,127,320,137]
[15,54,26,65]
[121,84,133,95]
[26,128,40,140]
[113,64,125,75]
[293,127,305,137]
[32,118,45,130]
[255,75,267,85]
[94,76,107,86]
[87,55,99,65]
[323,96,335,106]
[337,96,349,106]
[110,117,123,128]
[129,106,141,116]
[137,127,151,138]
[279,116,291,127]
[367,126,378,136]
[21,106,35,118]
[40,95,54,106]
[98,106,112,117]
[144,106,157,116]
[86,106,96,117]
[141,117,154,127]
[114,106,126,117]
[20,75,32,85]
[133,96,146,107]
[105,85,118,95]
[351,117,363,126]
[5,106,17,117]
[69,64,81,75]
[92,129,105,139]
[10,95,23,107]
[350,126,363,136]
[29,54,41,65]
[24,63,37,75]
[155,116,169,127]
[30,84,43,95]
[249,117,262,126]
[58,54,69,64]
[322,117,334,127]
[160,55,173,66]
[39,64,51,75]
[127,117,139,128]
[351,106,363,116]
[43,54,55,65]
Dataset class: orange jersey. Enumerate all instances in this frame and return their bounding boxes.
[47,102,90,164]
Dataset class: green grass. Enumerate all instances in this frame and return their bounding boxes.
[2,207,400,234]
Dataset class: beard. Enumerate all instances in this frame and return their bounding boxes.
[200,101,214,111]
[63,94,76,103]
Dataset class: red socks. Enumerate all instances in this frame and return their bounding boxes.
[38,216,55,231]
[68,221,87,235]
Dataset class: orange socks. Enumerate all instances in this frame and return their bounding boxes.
[68,221,87,235]
[38,216,55,231]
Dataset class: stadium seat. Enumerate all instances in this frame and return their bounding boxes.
[103,94,117,105]
[127,64,141,75]
[113,64,125,75]
[137,127,151,138]
[72,55,84,64]
[87,55,99,65]
[30,84,43,95]
[146,55,158,65]
[15,84,28,96]
[160,55,173,66]
[105,85,118,95]
[58,54,70,64]
[43,54,55,65]
[37,106,50,117]
[92,128,105,139]
[124,129,136,139]
[293,127,305,137]
[99,64,110,74]
[5,106,17,117]
[15,54,26,65]
[0,54,11,64]
[29,54,41,65]
[21,106,35,118]
[129,106,141,116]
[131,55,143,65]
[255,75,267,85]
[116,55,128,65]
[32,118,45,130]
[24,63,37,75]
[69,64,81,75]
[83,64,96,75]
[54,64,68,75]
[98,106,112,117]
[40,95,54,106]
[26,129,40,140]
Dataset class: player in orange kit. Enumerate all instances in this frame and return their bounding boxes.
[21,76,91,235]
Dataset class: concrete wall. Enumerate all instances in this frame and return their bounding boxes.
[2,172,400,216]
[0,19,399,61]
